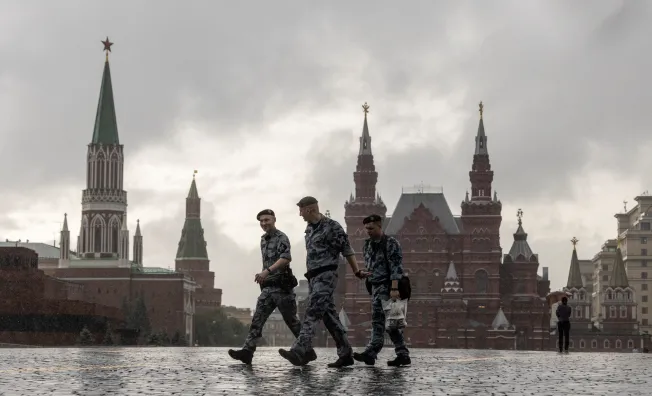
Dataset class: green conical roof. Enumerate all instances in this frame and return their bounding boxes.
[175,219,208,259]
[91,60,120,145]
[609,245,630,288]
[566,246,584,289]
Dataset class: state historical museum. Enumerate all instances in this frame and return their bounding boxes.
[338,103,551,350]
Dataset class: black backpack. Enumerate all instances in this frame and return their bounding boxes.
[364,236,412,300]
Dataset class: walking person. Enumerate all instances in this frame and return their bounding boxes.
[278,196,369,368]
[353,214,411,367]
[556,296,571,354]
[228,209,316,364]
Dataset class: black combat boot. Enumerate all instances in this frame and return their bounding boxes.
[387,355,411,367]
[278,348,307,366]
[305,349,318,362]
[228,349,253,365]
[327,354,354,368]
[353,351,376,365]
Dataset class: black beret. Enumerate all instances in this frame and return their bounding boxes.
[296,196,318,208]
[256,209,275,221]
[363,214,383,224]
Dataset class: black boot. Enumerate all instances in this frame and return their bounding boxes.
[305,349,318,362]
[387,355,411,367]
[353,351,376,365]
[228,349,253,365]
[327,355,354,368]
[278,348,307,366]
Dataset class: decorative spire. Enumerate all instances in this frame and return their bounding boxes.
[566,237,583,289]
[359,102,372,156]
[177,176,208,260]
[474,101,488,155]
[91,38,120,145]
[610,237,630,288]
[517,208,523,226]
[441,261,463,293]
[62,213,69,232]
[133,219,143,266]
[135,219,141,237]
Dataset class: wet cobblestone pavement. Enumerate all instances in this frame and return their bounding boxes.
[0,347,650,395]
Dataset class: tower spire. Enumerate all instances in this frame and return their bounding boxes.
[133,219,143,266]
[359,102,372,155]
[92,37,119,145]
[610,238,630,288]
[176,174,208,260]
[475,101,488,155]
[566,237,583,289]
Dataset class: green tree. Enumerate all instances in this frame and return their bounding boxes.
[195,308,249,346]
[78,325,94,346]
[102,324,114,345]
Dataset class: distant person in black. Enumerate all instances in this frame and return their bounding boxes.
[556,296,571,354]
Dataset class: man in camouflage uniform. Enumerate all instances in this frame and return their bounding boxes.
[228,209,317,365]
[353,214,411,367]
[279,196,369,368]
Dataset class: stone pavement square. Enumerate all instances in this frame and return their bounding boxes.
[0,347,649,395]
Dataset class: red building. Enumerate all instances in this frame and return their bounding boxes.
[339,103,550,350]
[0,247,124,346]
[175,174,223,312]
[45,42,197,344]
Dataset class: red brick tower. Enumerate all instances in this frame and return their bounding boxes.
[460,102,503,315]
[341,103,387,345]
[175,173,222,311]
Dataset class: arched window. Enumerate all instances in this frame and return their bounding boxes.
[579,340,585,349]
[615,340,622,349]
[591,339,597,349]
[94,224,102,253]
[620,306,627,318]
[604,339,610,349]
[475,270,488,294]
[609,306,616,318]
[575,307,582,318]
[628,340,635,349]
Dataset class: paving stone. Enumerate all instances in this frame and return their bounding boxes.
[0,347,649,395]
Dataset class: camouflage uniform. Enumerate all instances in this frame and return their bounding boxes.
[290,216,354,359]
[362,236,409,359]
[242,229,301,352]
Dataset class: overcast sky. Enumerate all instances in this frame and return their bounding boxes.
[1,1,651,309]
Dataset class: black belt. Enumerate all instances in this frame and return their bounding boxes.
[304,264,338,281]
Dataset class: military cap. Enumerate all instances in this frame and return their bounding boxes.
[256,209,276,221]
[363,214,383,224]
[296,196,318,208]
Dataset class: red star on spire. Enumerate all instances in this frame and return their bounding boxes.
[102,37,113,53]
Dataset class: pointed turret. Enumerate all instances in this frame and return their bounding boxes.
[91,37,120,145]
[132,219,143,266]
[359,104,372,156]
[59,213,70,261]
[506,209,536,262]
[475,104,488,155]
[441,261,463,293]
[176,173,208,260]
[491,307,510,330]
[610,239,630,288]
[118,214,130,266]
[566,237,584,289]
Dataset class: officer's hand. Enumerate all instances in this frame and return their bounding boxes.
[390,289,400,300]
[355,270,371,279]
[255,269,270,284]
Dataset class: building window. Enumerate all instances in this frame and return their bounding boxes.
[628,340,635,348]
[643,319,649,326]
[580,340,586,349]
[643,284,649,291]
[620,306,627,318]
[569,340,574,349]
[475,270,489,294]
[643,272,648,279]
[610,306,617,318]
[602,275,609,282]
[643,307,648,314]
[591,340,597,348]
[604,339,610,349]
[642,237,648,245]
[643,261,649,267]
[615,339,622,349]
[643,249,648,256]
[575,307,582,318]
[602,264,609,271]
[643,296,648,302]
[642,222,651,231]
